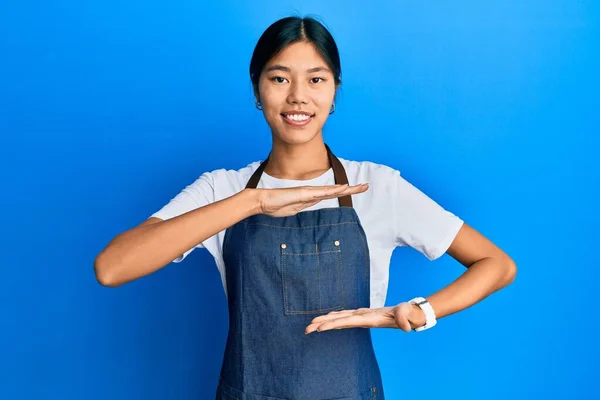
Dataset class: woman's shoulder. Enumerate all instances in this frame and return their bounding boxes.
[194,160,263,194]
[338,157,401,184]
[205,160,262,180]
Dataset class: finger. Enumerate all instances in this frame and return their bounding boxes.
[333,183,369,193]
[304,184,348,191]
[396,316,411,332]
[300,185,348,201]
[394,309,412,332]
[305,313,358,334]
[296,189,355,211]
[308,183,368,193]
[306,184,350,190]
[309,184,369,200]
[306,310,378,334]
[309,307,373,324]
[332,184,369,195]
[310,309,356,323]
[335,183,369,195]
[305,317,352,334]
[306,314,376,334]
[314,188,368,201]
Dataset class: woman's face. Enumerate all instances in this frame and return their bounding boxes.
[257,41,337,145]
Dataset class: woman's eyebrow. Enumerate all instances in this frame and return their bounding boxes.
[306,66,331,73]
[265,65,331,73]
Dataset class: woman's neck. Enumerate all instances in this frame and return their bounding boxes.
[263,137,331,181]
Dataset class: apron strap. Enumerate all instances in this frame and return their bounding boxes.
[245,143,353,208]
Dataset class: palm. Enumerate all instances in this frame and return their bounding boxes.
[260,184,369,217]
[262,189,315,217]
[304,302,418,334]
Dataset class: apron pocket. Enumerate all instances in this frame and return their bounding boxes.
[280,239,345,315]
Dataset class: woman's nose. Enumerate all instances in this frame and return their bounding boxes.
[287,81,309,104]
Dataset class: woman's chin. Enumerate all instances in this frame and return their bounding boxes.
[272,131,323,146]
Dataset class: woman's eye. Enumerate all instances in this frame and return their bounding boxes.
[271,77,287,83]
[311,77,325,84]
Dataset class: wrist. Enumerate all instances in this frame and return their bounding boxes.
[408,297,438,331]
[241,188,263,217]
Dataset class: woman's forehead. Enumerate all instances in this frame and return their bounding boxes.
[266,42,330,71]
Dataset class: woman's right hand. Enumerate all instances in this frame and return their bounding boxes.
[255,183,369,217]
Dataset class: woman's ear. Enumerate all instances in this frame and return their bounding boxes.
[252,83,260,102]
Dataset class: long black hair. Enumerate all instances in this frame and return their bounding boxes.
[249,16,342,95]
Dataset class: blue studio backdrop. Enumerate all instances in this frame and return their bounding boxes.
[1,1,598,399]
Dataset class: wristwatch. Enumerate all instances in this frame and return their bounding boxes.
[408,297,437,331]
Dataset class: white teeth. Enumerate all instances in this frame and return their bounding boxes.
[285,114,310,121]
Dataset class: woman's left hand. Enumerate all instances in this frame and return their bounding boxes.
[305,302,425,334]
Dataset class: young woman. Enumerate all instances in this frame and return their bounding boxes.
[95,16,517,400]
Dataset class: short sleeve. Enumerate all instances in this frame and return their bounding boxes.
[391,170,464,260]
[149,172,217,263]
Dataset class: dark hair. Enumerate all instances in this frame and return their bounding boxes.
[249,16,342,95]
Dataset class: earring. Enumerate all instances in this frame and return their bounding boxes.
[329,102,336,115]
[255,99,263,110]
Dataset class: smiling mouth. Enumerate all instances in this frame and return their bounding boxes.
[281,113,315,122]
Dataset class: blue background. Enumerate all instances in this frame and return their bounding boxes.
[1,1,598,399]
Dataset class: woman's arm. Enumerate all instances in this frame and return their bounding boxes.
[408,222,517,328]
[94,183,368,288]
[305,222,517,334]
[94,188,261,287]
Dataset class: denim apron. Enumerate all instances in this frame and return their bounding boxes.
[216,144,384,400]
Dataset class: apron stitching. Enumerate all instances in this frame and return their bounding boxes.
[281,246,344,314]
[316,242,322,310]
[337,244,345,309]
[240,220,248,390]
[285,306,343,315]
[356,224,370,288]
[248,221,357,229]
[283,250,339,255]
[281,247,289,314]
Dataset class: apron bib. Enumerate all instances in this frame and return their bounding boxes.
[216,144,384,400]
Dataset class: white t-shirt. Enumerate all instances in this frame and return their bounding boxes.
[150,158,464,308]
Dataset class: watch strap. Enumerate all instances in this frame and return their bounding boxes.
[409,296,437,331]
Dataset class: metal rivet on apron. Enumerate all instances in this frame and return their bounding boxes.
[281,243,287,249]
[334,240,340,247]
